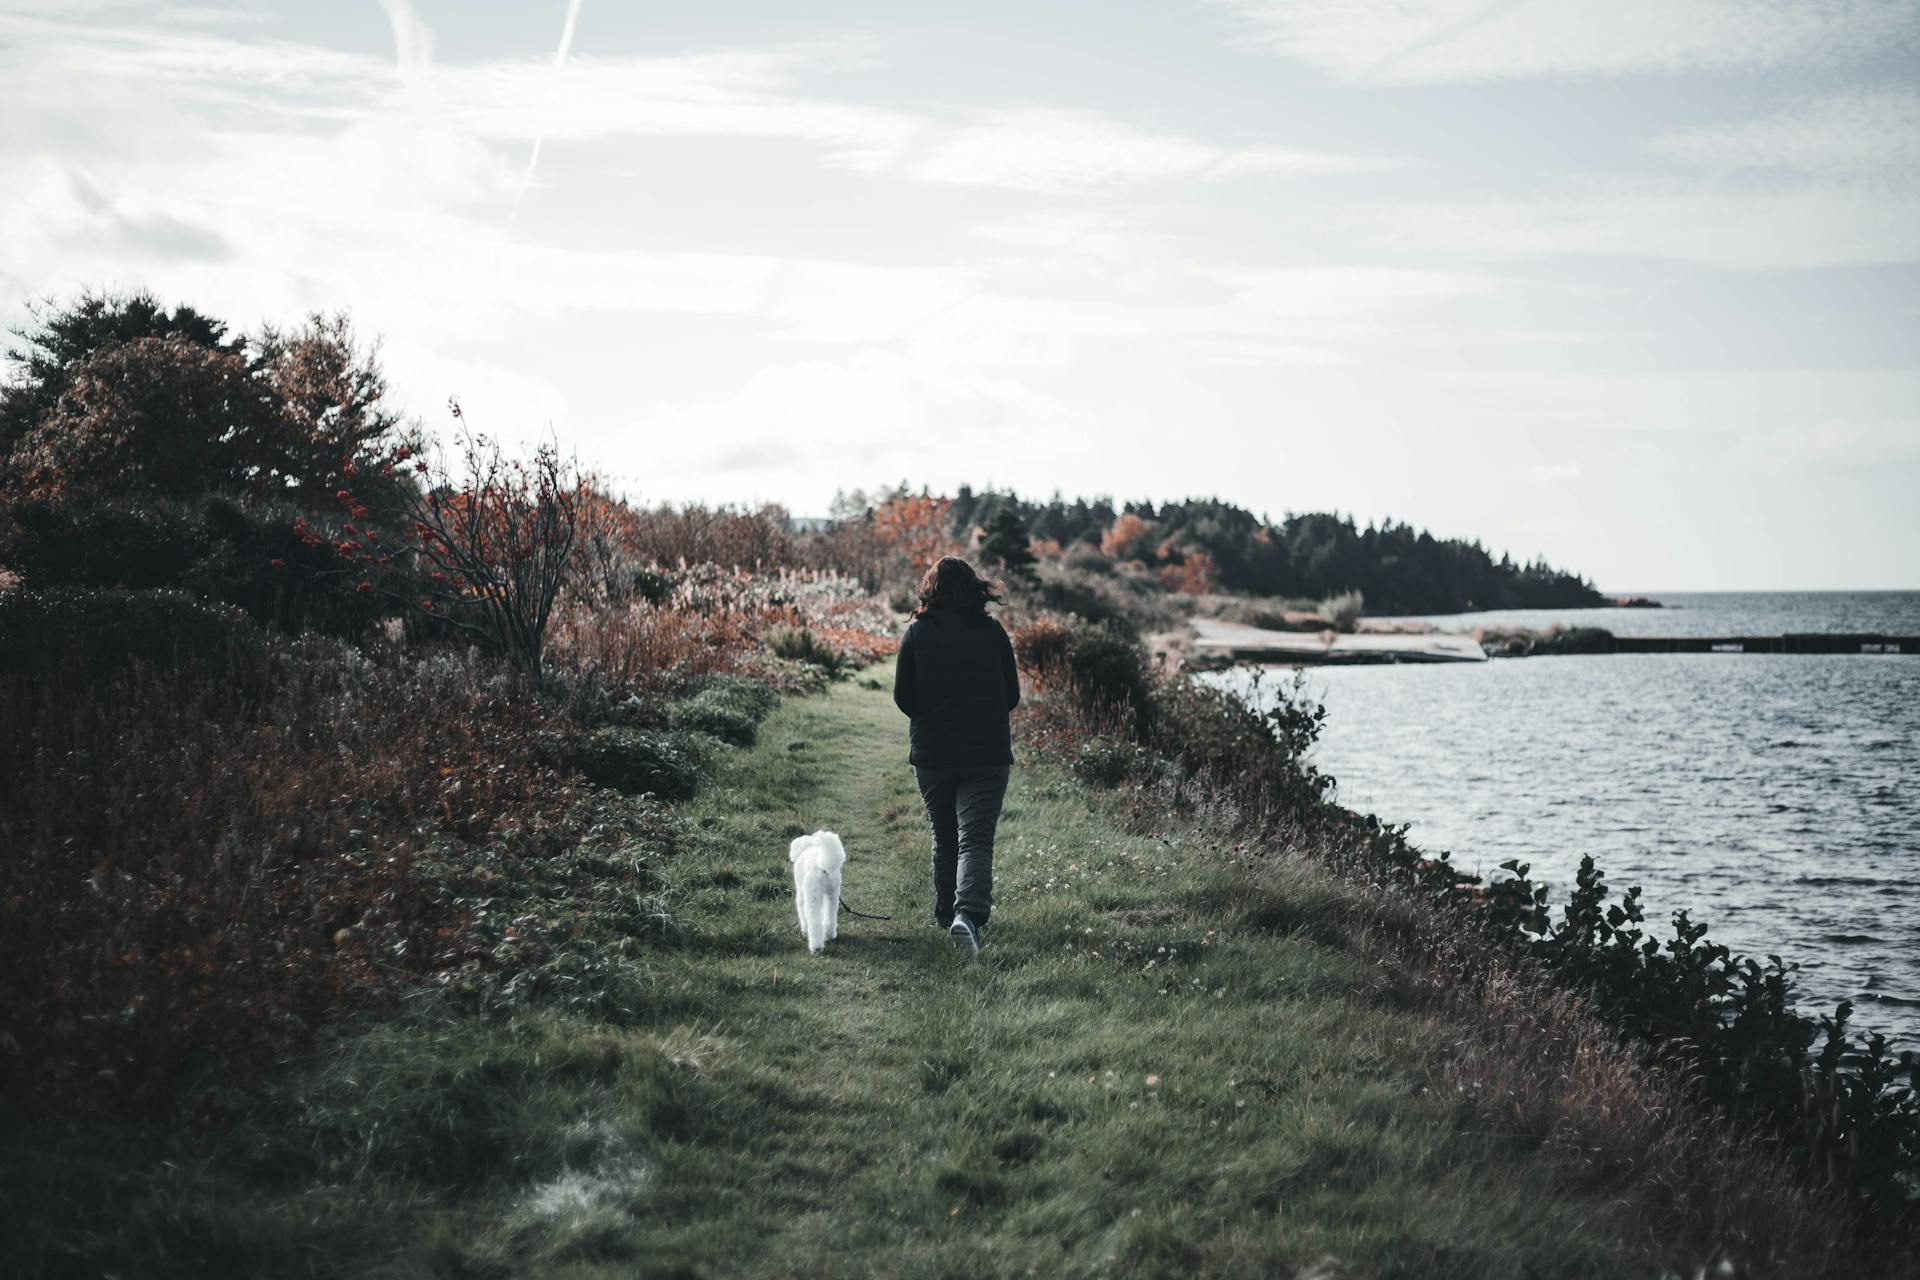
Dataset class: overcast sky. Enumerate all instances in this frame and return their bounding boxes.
[2,1,1916,590]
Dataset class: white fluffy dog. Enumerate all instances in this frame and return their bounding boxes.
[789,830,847,954]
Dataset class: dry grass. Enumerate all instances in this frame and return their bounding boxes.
[547,564,899,695]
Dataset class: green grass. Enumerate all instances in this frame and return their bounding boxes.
[3,674,1808,1278]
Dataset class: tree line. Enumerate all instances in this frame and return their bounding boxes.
[942,486,1607,614]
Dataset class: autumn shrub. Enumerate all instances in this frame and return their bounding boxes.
[1060,544,1114,575]
[326,413,586,677]
[805,491,962,591]
[1025,562,1181,635]
[550,594,762,694]
[547,565,896,696]
[1009,613,1154,731]
[1155,546,1218,595]
[0,493,207,588]
[0,636,619,1116]
[1142,667,1332,820]
[1099,511,1158,563]
[620,502,797,569]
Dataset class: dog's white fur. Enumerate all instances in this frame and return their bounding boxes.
[789,830,847,954]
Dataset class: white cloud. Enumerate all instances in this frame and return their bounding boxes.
[1648,89,1920,181]
[1422,367,1920,441]
[380,339,571,445]
[415,50,919,170]
[375,0,433,75]
[0,8,920,351]
[2,1,1914,588]
[1750,417,1920,467]
[1221,266,1490,319]
[624,347,1089,507]
[1362,180,1920,269]
[0,13,919,169]
[915,108,1388,191]
[1212,0,1918,82]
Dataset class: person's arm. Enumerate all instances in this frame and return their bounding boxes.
[1000,624,1020,711]
[893,626,917,717]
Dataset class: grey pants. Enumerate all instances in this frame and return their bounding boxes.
[914,764,1011,930]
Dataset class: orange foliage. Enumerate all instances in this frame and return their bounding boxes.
[1100,512,1158,562]
[1156,550,1217,595]
[871,493,960,576]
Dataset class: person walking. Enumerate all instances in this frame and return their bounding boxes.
[892,556,1020,955]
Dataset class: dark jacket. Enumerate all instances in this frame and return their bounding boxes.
[892,609,1020,767]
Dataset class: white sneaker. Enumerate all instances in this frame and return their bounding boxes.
[948,916,980,956]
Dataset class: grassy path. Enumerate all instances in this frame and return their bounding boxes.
[591,676,1681,1279]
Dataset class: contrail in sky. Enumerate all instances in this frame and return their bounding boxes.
[511,0,586,224]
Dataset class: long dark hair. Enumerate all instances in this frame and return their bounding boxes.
[914,556,1003,619]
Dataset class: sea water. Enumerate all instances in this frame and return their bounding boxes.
[1212,591,1920,1046]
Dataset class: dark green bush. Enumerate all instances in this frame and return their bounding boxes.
[1146,669,1331,815]
[667,675,780,746]
[1011,614,1154,730]
[0,586,267,675]
[0,495,440,641]
[1060,545,1114,575]
[765,624,844,671]
[1028,572,1142,633]
[562,727,715,800]
[1069,735,1156,788]
[0,497,207,588]
[630,566,673,604]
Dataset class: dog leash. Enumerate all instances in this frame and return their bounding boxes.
[838,899,894,921]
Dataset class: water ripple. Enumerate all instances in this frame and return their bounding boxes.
[1212,617,1920,1048]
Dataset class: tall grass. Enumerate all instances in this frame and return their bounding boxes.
[1317,588,1364,632]
[0,629,588,1111]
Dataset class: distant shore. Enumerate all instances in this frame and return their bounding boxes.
[1183,616,1918,667]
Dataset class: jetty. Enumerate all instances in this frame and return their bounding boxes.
[1606,633,1913,654]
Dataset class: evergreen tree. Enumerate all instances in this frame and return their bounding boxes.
[977,507,1038,581]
